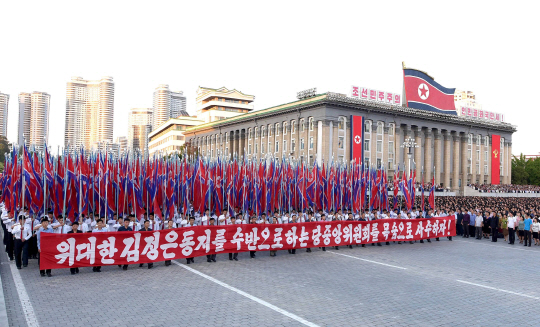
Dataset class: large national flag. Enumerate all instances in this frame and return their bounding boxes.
[403,67,456,115]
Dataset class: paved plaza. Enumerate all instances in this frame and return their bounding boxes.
[1,235,539,327]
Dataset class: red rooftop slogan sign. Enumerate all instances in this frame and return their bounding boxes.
[40,218,455,270]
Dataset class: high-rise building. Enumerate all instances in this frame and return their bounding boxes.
[18,91,51,150]
[18,93,31,145]
[65,76,114,150]
[0,92,9,138]
[115,136,128,154]
[195,86,254,123]
[128,108,153,155]
[152,84,187,130]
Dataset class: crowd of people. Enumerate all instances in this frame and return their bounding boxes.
[2,196,539,277]
[435,196,540,245]
[468,183,540,193]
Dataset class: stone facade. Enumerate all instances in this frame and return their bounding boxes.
[184,93,516,195]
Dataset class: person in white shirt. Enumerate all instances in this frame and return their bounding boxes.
[12,215,32,269]
[507,213,517,244]
[92,219,109,272]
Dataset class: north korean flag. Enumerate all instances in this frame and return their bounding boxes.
[403,68,456,115]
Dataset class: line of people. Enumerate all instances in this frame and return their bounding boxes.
[2,202,455,277]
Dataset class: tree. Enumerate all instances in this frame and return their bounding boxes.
[511,154,528,185]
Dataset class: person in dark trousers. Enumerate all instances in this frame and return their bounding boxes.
[249,216,258,258]
[186,217,196,264]
[507,214,517,244]
[117,219,132,270]
[139,220,153,269]
[163,220,175,266]
[462,210,470,238]
[67,221,82,274]
[229,216,239,261]
[490,212,499,242]
[523,214,533,247]
[12,215,31,269]
[37,217,54,277]
[456,209,464,236]
[206,218,217,262]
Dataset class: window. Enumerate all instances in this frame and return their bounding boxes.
[389,124,394,136]
[376,158,382,168]
[248,129,252,140]
[262,126,266,137]
[476,135,481,147]
[275,141,279,153]
[388,141,394,154]
[309,117,314,131]
[291,121,296,134]
[484,136,489,146]
[268,143,272,153]
[476,150,480,161]
[468,134,472,145]
[300,119,305,132]
[309,137,314,149]
[283,140,287,152]
[484,165,488,174]
[254,127,258,138]
[291,139,296,152]
[364,158,370,167]
[468,149,472,159]
[476,164,479,174]
[484,151,488,162]
[275,123,280,136]
[364,140,370,151]
[338,117,345,130]
[268,125,272,137]
[248,144,252,154]
[283,122,288,135]
[300,138,305,150]
[261,144,265,153]
[364,121,371,133]
[377,141,382,152]
[388,159,394,170]
[377,122,383,135]
[255,143,258,154]
[338,137,344,149]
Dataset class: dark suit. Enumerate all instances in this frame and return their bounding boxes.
[490,216,499,242]
[456,213,464,236]
[67,230,82,274]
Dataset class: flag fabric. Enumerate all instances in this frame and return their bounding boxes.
[403,68,456,115]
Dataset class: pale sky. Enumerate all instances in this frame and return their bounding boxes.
[1,1,538,155]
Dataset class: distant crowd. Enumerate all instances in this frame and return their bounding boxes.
[468,183,540,193]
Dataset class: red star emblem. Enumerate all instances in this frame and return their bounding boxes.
[419,85,428,98]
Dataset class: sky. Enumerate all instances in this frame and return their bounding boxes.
[0,1,538,155]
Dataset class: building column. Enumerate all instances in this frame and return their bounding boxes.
[443,131,451,189]
[414,126,422,179]
[452,133,460,192]
[461,134,468,194]
[507,141,512,184]
[424,129,433,183]
[240,129,246,158]
[403,126,413,173]
[433,129,441,186]
[395,125,403,170]
[478,136,484,184]
[317,120,323,165]
[470,136,477,185]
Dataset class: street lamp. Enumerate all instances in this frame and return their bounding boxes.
[401,137,418,173]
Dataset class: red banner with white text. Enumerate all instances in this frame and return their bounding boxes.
[40,217,456,269]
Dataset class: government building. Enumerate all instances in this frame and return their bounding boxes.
[183,91,516,194]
